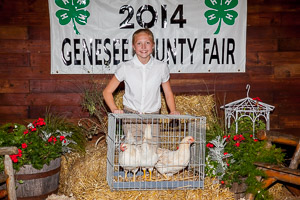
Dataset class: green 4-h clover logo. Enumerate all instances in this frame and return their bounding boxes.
[55,0,90,35]
[204,0,238,34]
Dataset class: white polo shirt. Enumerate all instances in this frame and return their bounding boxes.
[115,55,170,113]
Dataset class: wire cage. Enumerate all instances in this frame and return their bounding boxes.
[106,113,206,190]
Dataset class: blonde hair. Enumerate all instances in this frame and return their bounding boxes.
[132,29,155,44]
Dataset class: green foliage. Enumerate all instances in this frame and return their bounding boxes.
[223,132,284,199]
[80,80,109,139]
[205,116,285,199]
[0,114,86,172]
[206,104,226,142]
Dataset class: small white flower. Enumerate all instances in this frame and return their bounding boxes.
[27,123,34,129]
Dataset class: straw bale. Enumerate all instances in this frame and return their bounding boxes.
[114,90,215,119]
[269,183,299,200]
[58,140,235,200]
[46,194,76,200]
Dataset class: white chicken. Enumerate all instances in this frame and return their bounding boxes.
[155,136,195,179]
[140,124,159,181]
[119,141,141,182]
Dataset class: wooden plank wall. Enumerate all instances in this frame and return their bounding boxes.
[0,0,299,136]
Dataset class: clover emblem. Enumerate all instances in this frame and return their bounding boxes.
[204,0,238,34]
[55,0,90,35]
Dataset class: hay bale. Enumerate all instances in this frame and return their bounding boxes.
[59,141,235,200]
[46,194,75,200]
[114,90,214,119]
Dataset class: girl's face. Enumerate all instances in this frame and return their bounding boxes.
[132,32,154,64]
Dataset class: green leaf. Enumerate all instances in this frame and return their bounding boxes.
[205,0,221,10]
[73,0,90,9]
[222,10,238,25]
[222,0,238,10]
[56,10,72,25]
[74,10,90,25]
[55,0,72,9]
[204,10,220,25]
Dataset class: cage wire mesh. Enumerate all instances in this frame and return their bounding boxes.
[106,113,206,190]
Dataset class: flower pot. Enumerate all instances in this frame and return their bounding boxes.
[14,157,61,200]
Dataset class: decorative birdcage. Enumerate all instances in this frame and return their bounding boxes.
[106,113,206,190]
[220,84,275,137]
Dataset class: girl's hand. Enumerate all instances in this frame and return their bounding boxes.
[113,109,124,114]
[170,110,180,115]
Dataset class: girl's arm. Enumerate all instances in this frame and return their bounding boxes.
[103,75,124,113]
[162,80,180,115]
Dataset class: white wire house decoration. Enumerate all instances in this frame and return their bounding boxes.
[220,84,275,137]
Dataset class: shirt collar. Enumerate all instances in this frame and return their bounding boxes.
[132,54,153,68]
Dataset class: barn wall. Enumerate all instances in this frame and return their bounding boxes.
[0,0,299,136]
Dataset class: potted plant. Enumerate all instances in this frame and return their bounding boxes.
[0,113,86,198]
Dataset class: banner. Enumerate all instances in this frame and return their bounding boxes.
[48,0,247,74]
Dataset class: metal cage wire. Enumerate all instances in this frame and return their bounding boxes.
[106,113,206,190]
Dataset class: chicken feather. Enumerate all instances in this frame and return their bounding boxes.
[119,139,141,182]
[155,136,195,178]
[140,124,159,180]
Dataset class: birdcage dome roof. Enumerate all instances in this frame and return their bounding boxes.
[220,96,275,112]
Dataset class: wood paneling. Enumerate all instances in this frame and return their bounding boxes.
[0,106,28,120]
[278,38,300,51]
[29,105,89,119]
[0,40,50,53]
[0,80,29,93]
[0,0,299,137]
[0,53,30,66]
[0,26,28,39]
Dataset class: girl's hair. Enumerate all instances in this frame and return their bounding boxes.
[132,29,155,44]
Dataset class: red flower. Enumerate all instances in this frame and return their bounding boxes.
[250,134,253,138]
[233,135,238,141]
[30,127,37,132]
[254,139,258,142]
[253,97,262,101]
[224,152,228,155]
[221,180,225,184]
[21,143,27,149]
[206,143,214,148]
[235,142,240,147]
[23,129,29,135]
[10,155,18,163]
[48,136,57,144]
[17,149,22,157]
[59,136,65,141]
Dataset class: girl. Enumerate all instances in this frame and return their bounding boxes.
[103,28,179,143]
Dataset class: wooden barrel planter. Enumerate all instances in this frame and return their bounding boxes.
[14,157,61,200]
[230,179,248,200]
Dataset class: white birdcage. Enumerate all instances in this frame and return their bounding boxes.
[106,113,206,190]
[220,84,275,137]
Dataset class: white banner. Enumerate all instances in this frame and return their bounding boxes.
[48,0,247,74]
